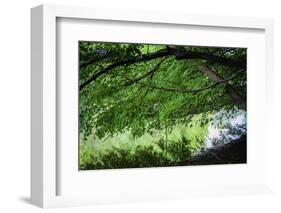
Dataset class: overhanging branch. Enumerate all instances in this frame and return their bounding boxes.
[79,49,169,91]
[79,47,246,91]
[123,57,167,86]
[198,65,246,110]
[168,46,246,69]
[130,68,245,94]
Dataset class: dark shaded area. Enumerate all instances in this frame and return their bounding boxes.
[186,134,246,165]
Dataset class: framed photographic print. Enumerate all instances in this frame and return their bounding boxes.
[31,4,274,208]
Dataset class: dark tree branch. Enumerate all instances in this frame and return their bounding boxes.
[198,65,246,110]
[79,47,246,91]
[79,49,169,91]
[167,46,246,69]
[131,68,244,94]
[123,57,167,86]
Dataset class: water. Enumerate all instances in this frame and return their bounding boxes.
[205,110,246,149]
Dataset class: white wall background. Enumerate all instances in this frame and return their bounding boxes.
[0,0,280,212]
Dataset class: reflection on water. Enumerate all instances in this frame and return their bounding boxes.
[205,110,246,149]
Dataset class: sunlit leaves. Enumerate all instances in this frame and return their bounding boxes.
[79,42,246,141]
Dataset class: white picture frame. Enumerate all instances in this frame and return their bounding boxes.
[31,4,274,208]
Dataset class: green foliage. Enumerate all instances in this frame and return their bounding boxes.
[79,42,246,169]
[80,116,208,170]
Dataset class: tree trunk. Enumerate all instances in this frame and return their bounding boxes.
[198,65,246,111]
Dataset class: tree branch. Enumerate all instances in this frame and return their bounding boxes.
[198,65,246,110]
[123,57,167,86]
[131,68,245,94]
[79,49,169,91]
[167,46,246,69]
[79,47,246,91]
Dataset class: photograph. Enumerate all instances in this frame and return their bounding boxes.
[79,41,247,170]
